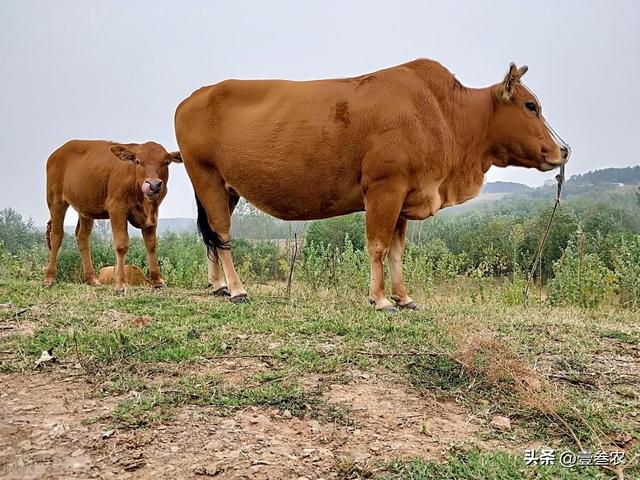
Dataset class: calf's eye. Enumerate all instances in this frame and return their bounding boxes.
[525,101,538,113]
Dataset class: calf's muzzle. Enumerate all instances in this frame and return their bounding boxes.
[143,179,164,197]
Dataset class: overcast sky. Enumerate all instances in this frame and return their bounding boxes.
[1,0,638,224]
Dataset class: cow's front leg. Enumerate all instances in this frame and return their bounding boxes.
[388,217,418,310]
[110,214,130,293]
[364,187,405,312]
[142,225,164,288]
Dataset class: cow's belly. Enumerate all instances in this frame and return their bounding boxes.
[213,126,366,220]
[61,178,109,219]
[223,154,365,220]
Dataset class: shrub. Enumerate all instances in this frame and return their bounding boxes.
[612,235,640,309]
[305,214,365,253]
[548,231,615,308]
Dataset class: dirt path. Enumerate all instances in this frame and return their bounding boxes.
[0,370,500,479]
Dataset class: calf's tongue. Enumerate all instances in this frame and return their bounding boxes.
[142,182,153,196]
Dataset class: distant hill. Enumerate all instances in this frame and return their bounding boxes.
[481,181,532,194]
[567,166,640,186]
[157,218,196,234]
[506,165,640,203]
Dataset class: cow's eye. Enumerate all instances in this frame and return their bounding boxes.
[525,101,538,113]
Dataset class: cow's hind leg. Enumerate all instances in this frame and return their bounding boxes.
[207,193,239,297]
[388,217,418,310]
[44,200,69,287]
[364,186,404,312]
[194,177,248,303]
[76,216,100,285]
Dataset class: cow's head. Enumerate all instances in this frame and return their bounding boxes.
[110,142,182,201]
[488,63,570,172]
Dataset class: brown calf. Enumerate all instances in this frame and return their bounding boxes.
[98,265,150,286]
[44,140,181,292]
[174,59,570,311]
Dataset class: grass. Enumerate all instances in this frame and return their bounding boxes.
[110,374,311,427]
[384,449,615,480]
[1,276,638,478]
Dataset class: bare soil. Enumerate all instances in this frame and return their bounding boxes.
[0,369,502,479]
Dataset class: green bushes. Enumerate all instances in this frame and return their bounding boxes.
[548,233,615,308]
[612,235,640,309]
[1,202,640,309]
[304,214,365,252]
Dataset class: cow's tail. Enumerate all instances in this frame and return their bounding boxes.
[195,193,229,261]
[45,220,52,251]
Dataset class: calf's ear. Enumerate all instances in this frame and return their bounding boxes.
[168,151,183,163]
[110,145,136,163]
[497,63,529,101]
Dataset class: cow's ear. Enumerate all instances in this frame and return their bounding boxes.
[110,145,136,163]
[168,151,182,163]
[497,63,528,101]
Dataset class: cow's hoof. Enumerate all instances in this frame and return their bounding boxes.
[43,280,56,288]
[369,298,398,313]
[230,293,251,304]
[397,301,419,310]
[152,282,166,290]
[86,278,101,286]
[212,286,231,297]
[378,305,399,314]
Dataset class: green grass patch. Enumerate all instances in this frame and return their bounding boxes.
[384,449,621,479]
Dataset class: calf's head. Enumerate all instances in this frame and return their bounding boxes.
[110,142,182,201]
[488,64,570,172]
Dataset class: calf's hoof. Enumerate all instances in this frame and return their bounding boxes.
[230,293,251,304]
[86,278,101,286]
[211,286,231,297]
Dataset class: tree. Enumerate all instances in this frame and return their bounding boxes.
[0,208,40,252]
[305,214,366,252]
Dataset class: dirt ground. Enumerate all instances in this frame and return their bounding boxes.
[0,368,504,479]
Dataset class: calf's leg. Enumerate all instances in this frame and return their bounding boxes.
[388,217,418,309]
[109,215,130,293]
[142,225,164,288]
[76,216,100,286]
[44,200,69,287]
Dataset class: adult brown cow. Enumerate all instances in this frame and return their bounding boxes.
[44,140,182,292]
[175,59,570,311]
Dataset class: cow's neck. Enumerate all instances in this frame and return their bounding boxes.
[437,86,495,207]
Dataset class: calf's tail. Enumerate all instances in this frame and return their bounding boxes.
[195,194,229,261]
[45,220,52,251]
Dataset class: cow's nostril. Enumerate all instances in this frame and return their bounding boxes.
[561,146,569,159]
